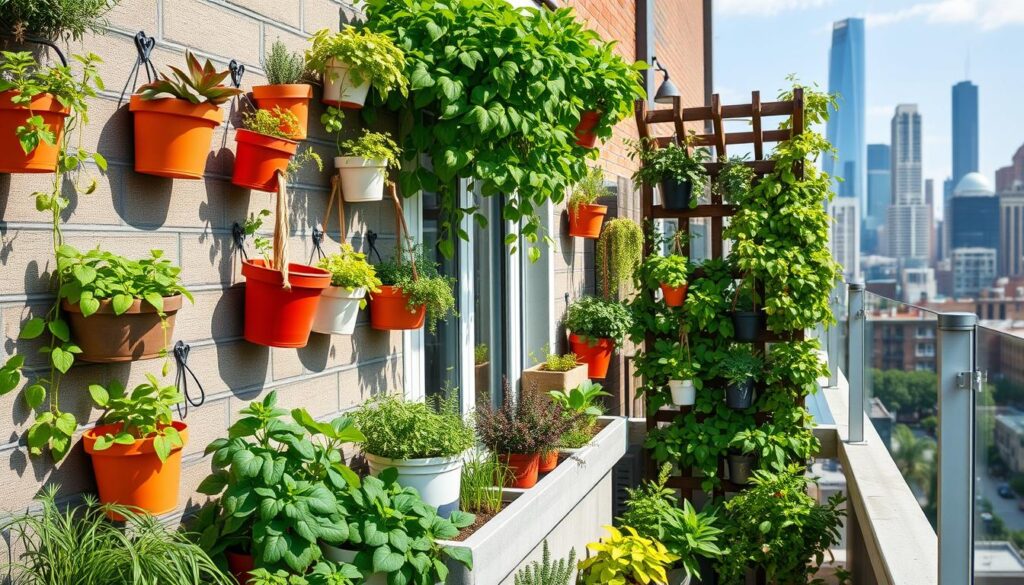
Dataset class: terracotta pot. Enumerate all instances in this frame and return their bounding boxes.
[520,362,589,397]
[538,450,558,473]
[499,452,540,488]
[129,95,223,179]
[62,295,182,363]
[82,421,188,519]
[574,110,603,148]
[369,285,426,331]
[323,57,370,108]
[231,128,298,192]
[569,333,614,379]
[241,259,331,348]
[225,551,255,585]
[567,203,607,239]
[0,91,69,173]
[660,282,688,307]
[252,83,313,139]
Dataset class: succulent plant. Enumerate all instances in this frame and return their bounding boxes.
[137,50,242,105]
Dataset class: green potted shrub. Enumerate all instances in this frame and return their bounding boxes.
[305,25,407,108]
[564,296,632,379]
[643,340,699,407]
[713,156,755,204]
[312,243,382,335]
[247,564,362,585]
[648,254,690,307]
[577,525,678,585]
[82,375,187,518]
[630,139,710,211]
[549,380,609,450]
[596,218,643,298]
[720,344,763,410]
[57,245,193,363]
[253,40,313,139]
[371,243,456,333]
[567,167,609,239]
[323,127,401,202]
[572,35,646,149]
[232,106,301,192]
[521,346,589,398]
[352,394,475,517]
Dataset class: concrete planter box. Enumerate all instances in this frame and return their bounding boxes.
[520,363,589,397]
[439,416,627,584]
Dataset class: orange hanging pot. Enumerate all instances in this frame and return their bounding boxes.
[569,333,614,379]
[231,129,298,192]
[129,95,223,179]
[574,110,603,149]
[0,91,69,173]
[82,421,188,519]
[369,285,426,331]
[659,282,689,307]
[499,452,541,488]
[567,203,607,239]
[252,84,313,139]
[241,259,331,348]
[538,450,559,473]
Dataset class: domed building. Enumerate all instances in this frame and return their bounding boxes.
[953,172,996,197]
[949,171,1000,298]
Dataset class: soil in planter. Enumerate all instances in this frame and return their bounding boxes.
[450,502,507,542]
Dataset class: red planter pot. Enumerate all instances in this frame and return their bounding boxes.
[567,203,607,239]
[538,450,558,473]
[369,285,426,331]
[241,259,331,348]
[252,84,313,140]
[659,282,689,307]
[574,110,603,148]
[226,551,255,585]
[0,91,69,173]
[499,452,541,488]
[232,129,298,192]
[129,95,222,179]
[570,333,614,379]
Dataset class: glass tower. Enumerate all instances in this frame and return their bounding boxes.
[866,144,891,232]
[825,18,866,205]
[951,80,979,186]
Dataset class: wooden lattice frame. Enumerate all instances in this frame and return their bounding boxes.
[635,88,806,500]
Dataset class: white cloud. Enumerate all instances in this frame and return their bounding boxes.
[716,0,833,17]
[865,0,1024,30]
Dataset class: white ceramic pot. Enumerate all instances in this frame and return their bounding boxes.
[365,452,464,517]
[669,379,695,406]
[319,545,386,585]
[335,156,387,202]
[322,57,370,108]
[311,286,365,335]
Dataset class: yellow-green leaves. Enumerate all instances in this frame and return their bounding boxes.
[578,525,678,585]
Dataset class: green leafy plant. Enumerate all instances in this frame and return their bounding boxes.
[715,469,845,585]
[1,486,233,585]
[577,525,678,585]
[338,128,400,165]
[363,0,644,259]
[514,540,576,585]
[333,468,474,584]
[568,167,608,214]
[137,50,242,105]
[596,218,643,299]
[87,374,184,462]
[305,25,408,100]
[729,406,818,474]
[620,465,725,580]
[476,388,575,455]
[242,208,273,264]
[287,146,323,179]
[247,564,361,585]
[352,393,474,460]
[550,380,608,449]
[647,254,689,287]
[242,106,299,139]
[629,138,710,207]
[0,0,121,41]
[375,244,457,334]
[719,344,763,386]
[460,452,509,515]
[474,343,489,365]
[317,243,382,308]
[263,39,306,85]
[714,156,754,203]
[530,345,579,372]
[564,296,632,347]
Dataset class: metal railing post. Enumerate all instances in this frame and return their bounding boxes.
[937,312,977,585]
[847,281,865,443]
[827,284,841,388]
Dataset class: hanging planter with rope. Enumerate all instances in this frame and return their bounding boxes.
[369,184,427,331]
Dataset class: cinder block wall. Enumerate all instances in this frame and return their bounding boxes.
[0,0,404,520]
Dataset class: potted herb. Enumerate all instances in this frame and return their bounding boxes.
[57,245,192,363]
[514,541,576,585]
[520,348,589,397]
[370,243,456,333]
[720,344,763,409]
[577,525,678,585]
[630,139,710,211]
[714,156,755,204]
[572,39,646,148]
[564,296,632,379]
[0,0,120,42]
[232,107,300,192]
[0,51,101,173]
[305,26,407,108]
[327,128,401,202]
[731,276,764,343]
[82,375,187,517]
[567,167,609,239]
[253,40,313,139]
[596,218,643,298]
[131,51,242,179]
[311,243,382,335]
[549,380,609,450]
[620,465,725,583]
[476,388,572,488]
[352,394,475,516]
[648,254,690,307]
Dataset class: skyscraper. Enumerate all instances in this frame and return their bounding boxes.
[951,81,979,186]
[865,144,891,254]
[825,18,865,205]
[887,105,931,262]
[830,198,860,280]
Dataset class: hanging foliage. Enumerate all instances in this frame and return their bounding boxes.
[596,218,643,299]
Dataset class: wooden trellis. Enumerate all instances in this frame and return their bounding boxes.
[635,88,806,501]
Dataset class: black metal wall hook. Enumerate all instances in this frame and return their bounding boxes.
[0,33,68,67]
[229,59,245,89]
[173,341,206,419]
[365,230,384,264]
[232,221,249,261]
[309,225,326,264]
[118,30,158,108]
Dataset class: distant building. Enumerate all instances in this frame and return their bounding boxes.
[1000,183,1024,276]
[863,255,898,281]
[831,197,860,281]
[952,81,979,186]
[996,144,1024,193]
[901,266,936,304]
[868,305,936,372]
[887,204,932,262]
[953,247,998,298]
[950,173,999,254]
[995,411,1024,473]
[887,105,930,262]
[866,144,892,254]
[975,540,1024,583]
[825,18,865,208]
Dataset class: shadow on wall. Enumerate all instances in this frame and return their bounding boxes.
[213,287,269,396]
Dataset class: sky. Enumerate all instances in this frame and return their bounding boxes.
[712,0,1024,198]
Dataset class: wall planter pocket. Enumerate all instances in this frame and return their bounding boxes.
[311,286,366,335]
[520,362,589,397]
[63,295,182,362]
[336,156,387,201]
[731,310,764,342]
[232,129,297,192]
[242,259,331,348]
[668,379,695,406]
[252,83,313,139]
[369,285,425,330]
[569,333,614,379]
[725,378,755,409]
[574,110,603,148]
[499,452,541,489]
[660,282,688,307]
[323,58,370,108]
[660,176,694,210]
[567,203,607,239]
[82,420,188,517]
[0,91,68,173]
[727,452,755,485]
[129,95,222,179]
[365,453,463,517]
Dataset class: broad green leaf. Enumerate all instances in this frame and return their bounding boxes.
[50,347,73,373]
[19,318,45,340]
[24,384,46,409]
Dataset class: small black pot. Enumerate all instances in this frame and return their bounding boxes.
[727,453,755,485]
[725,378,755,409]
[660,176,694,210]
[731,310,764,342]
